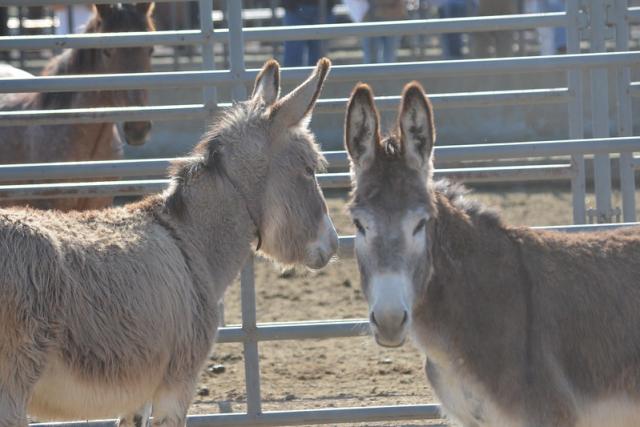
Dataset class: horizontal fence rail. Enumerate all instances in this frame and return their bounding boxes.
[0,13,569,50]
[2,51,640,93]
[0,137,636,183]
[0,88,572,126]
[0,167,575,199]
[1,136,638,200]
[0,30,206,50]
[31,405,446,427]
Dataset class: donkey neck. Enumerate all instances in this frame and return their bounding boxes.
[164,170,258,290]
[413,192,527,386]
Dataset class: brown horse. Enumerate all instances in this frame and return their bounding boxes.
[0,3,155,211]
[0,58,338,426]
[345,81,640,427]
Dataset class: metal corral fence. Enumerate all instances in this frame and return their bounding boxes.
[1,0,639,425]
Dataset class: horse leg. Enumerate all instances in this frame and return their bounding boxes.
[118,403,152,427]
[150,380,198,427]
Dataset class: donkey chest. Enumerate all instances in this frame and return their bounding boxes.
[425,358,523,427]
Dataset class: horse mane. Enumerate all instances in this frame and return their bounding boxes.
[40,49,99,108]
[39,4,155,109]
[39,11,100,109]
[434,179,503,227]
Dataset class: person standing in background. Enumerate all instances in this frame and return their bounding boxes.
[362,0,407,63]
[525,0,566,55]
[470,0,516,57]
[434,0,468,59]
[0,7,8,61]
[52,4,92,34]
[282,0,335,67]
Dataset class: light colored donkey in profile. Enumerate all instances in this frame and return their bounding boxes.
[0,58,338,427]
[345,81,640,427]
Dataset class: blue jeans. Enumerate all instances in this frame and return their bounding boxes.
[543,0,566,52]
[283,5,333,67]
[362,36,398,63]
[439,0,467,59]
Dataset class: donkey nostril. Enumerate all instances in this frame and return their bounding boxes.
[369,311,378,326]
[401,311,409,326]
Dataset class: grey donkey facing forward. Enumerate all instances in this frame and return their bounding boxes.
[0,58,338,427]
[345,81,640,427]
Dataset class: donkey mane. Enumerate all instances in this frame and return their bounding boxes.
[164,102,263,218]
[433,179,502,227]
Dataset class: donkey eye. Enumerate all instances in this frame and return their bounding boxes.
[413,219,427,235]
[305,166,315,177]
[354,219,366,235]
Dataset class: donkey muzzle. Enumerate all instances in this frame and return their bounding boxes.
[304,214,339,269]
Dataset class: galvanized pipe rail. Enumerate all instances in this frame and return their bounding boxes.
[0,137,635,182]
[0,88,571,126]
[0,13,567,50]
[2,51,639,93]
[0,167,574,199]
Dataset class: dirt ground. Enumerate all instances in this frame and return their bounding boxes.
[187,183,611,426]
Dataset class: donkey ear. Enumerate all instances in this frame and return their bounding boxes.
[136,2,155,16]
[252,59,280,105]
[345,83,379,171]
[398,81,435,171]
[270,57,331,128]
[94,4,113,19]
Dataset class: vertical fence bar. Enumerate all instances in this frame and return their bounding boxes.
[227,0,262,419]
[227,0,248,101]
[589,0,614,222]
[199,0,217,118]
[567,0,587,224]
[240,258,262,418]
[615,0,635,222]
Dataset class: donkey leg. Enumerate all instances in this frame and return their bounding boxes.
[0,347,46,427]
[118,403,152,427]
[0,390,28,427]
[150,381,197,427]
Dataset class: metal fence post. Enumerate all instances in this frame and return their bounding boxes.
[615,0,635,222]
[567,0,587,224]
[589,0,614,223]
[240,258,262,418]
[226,0,263,419]
[199,0,217,118]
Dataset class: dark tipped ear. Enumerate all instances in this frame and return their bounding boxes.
[94,4,113,19]
[398,81,435,172]
[251,59,280,105]
[345,83,379,171]
[270,57,331,128]
[136,2,155,16]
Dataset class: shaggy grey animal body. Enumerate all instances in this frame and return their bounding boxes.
[345,81,640,427]
[0,58,337,427]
